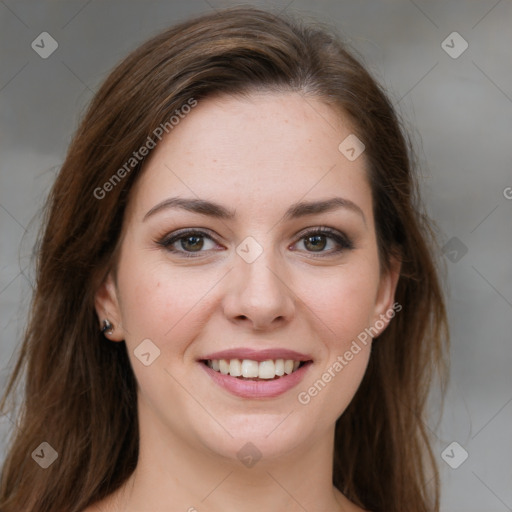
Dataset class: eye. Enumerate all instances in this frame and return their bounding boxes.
[157,226,353,259]
[292,227,353,256]
[158,229,220,258]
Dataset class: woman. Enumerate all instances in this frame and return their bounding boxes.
[0,6,448,512]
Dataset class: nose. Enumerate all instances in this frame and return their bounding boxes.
[222,248,296,331]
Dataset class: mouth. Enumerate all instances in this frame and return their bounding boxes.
[201,358,311,380]
[198,349,314,399]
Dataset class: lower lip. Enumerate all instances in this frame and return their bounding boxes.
[199,362,312,399]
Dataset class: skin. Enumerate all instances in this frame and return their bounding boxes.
[91,92,400,512]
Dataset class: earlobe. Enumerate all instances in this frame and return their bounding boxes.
[372,256,402,338]
[94,273,125,342]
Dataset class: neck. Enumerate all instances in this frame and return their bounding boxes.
[110,401,355,512]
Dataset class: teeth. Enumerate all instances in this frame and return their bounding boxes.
[229,359,242,377]
[241,359,259,378]
[205,358,305,379]
[258,360,276,379]
[219,359,229,375]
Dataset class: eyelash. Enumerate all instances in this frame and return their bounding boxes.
[157,227,353,259]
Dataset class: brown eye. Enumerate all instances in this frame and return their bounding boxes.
[303,234,328,252]
[294,227,353,256]
[179,235,205,252]
[158,229,219,258]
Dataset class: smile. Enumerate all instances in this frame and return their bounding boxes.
[198,348,314,399]
[203,358,305,380]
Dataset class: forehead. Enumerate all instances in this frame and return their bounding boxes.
[127,92,372,224]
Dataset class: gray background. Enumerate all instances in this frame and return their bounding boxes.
[1,1,511,510]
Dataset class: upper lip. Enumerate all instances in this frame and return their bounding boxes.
[200,348,313,362]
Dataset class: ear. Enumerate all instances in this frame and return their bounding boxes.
[94,273,125,342]
[370,255,402,338]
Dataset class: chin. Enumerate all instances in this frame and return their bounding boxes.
[194,411,316,464]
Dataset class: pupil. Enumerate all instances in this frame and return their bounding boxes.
[305,235,325,252]
[182,236,203,251]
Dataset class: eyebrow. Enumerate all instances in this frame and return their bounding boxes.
[143,196,366,225]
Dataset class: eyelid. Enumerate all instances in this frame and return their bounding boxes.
[293,226,353,251]
[159,227,218,244]
[157,228,221,257]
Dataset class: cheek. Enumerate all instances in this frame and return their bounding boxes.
[116,253,221,355]
[293,260,379,417]
[297,260,380,350]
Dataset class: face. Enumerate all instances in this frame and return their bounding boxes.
[95,92,400,464]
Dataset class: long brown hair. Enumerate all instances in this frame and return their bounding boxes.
[0,6,448,512]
